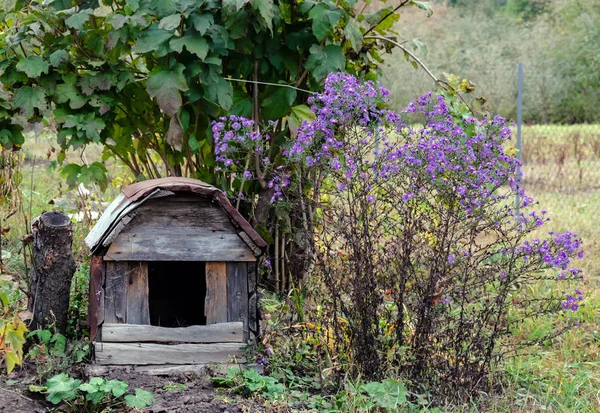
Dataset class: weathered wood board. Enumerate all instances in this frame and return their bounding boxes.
[126,262,150,325]
[205,262,227,324]
[94,342,245,365]
[104,262,128,324]
[104,231,255,262]
[226,262,248,340]
[101,322,244,343]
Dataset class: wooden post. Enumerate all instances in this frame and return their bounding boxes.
[28,211,76,334]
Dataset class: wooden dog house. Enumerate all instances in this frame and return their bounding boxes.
[85,177,266,368]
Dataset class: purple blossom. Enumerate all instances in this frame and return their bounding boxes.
[366,194,376,203]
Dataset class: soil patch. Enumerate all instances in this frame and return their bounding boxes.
[0,364,265,413]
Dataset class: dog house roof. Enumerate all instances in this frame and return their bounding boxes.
[85,177,267,255]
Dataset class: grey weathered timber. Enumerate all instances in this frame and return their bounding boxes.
[104,231,255,262]
[205,262,227,324]
[104,262,128,324]
[227,263,248,339]
[87,363,255,376]
[101,322,244,343]
[126,262,150,325]
[94,342,245,365]
[247,262,258,338]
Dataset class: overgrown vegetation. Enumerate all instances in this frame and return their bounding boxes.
[29,373,155,412]
[0,0,598,411]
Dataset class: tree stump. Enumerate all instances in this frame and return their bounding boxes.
[28,211,76,334]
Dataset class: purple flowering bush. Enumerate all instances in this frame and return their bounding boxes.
[214,73,585,398]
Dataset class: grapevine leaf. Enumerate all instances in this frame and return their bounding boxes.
[15,56,49,78]
[206,77,233,110]
[305,44,346,82]
[132,25,174,54]
[309,4,343,41]
[158,14,181,31]
[65,8,93,30]
[190,13,214,35]
[49,50,69,67]
[146,64,189,116]
[56,74,86,109]
[344,21,363,52]
[13,86,46,117]
[223,0,249,13]
[124,388,155,408]
[251,0,275,32]
[260,86,296,120]
[169,33,209,59]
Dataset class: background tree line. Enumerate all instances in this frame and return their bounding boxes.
[382,0,600,124]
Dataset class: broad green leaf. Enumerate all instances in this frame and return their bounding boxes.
[288,104,314,135]
[344,21,363,52]
[104,379,129,398]
[251,0,275,32]
[15,56,49,78]
[45,373,81,405]
[13,86,46,117]
[309,4,343,41]
[158,14,181,31]
[362,379,407,409]
[5,351,19,374]
[56,74,86,109]
[260,86,296,120]
[49,50,69,67]
[305,44,346,82]
[207,77,233,111]
[132,25,174,54]
[410,0,433,17]
[60,164,81,187]
[231,90,252,117]
[190,13,213,35]
[124,388,155,408]
[146,64,188,116]
[188,134,200,153]
[223,0,249,13]
[126,0,140,12]
[65,9,93,30]
[169,33,209,59]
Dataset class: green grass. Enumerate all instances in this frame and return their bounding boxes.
[2,126,600,412]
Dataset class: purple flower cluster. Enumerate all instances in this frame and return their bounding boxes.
[212,115,264,178]
[562,290,584,312]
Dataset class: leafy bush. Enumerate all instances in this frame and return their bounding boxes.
[0,279,27,374]
[27,328,89,381]
[29,373,154,412]
[218,73,585,400]
[67,264,90,339]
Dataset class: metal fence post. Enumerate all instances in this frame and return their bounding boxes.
[516,63,523,215]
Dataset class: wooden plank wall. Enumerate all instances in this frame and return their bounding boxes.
[205,262,227,324]
[126,262,150,324]
[103,262,150,325]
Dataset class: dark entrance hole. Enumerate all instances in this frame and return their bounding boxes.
[148,262,206,327]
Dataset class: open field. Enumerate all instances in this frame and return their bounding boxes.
[1,124,599,412]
